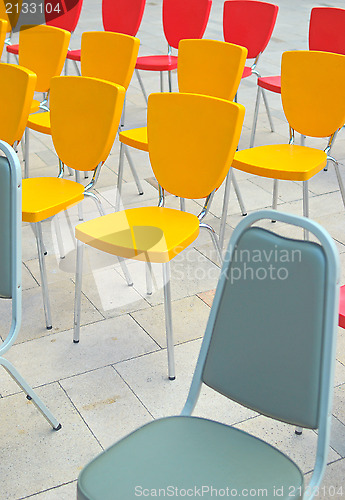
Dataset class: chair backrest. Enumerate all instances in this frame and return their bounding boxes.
[281,50,345,138]
[81,31,140,90]
[178,39,247,102]
[45,0,83,33]
[0,141,22,356]
[0,18,8,49]
[185,210,339,433]
[163,0,212,50]
[147,92,245,200]
[0,2,22,33]
[102,0,145,36]
[0,63,37,145]
[223,0,278,60]
[18,24,71,93]
[50,76,126,172]
[309,7,345,55]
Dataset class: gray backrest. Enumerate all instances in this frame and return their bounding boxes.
[202,226,328,429]
[0,156,12,299]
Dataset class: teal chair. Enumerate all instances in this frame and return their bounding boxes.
[77,209,339,500]
[0,140,61,430]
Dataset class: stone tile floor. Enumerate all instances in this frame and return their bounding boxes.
[1,0,345,498]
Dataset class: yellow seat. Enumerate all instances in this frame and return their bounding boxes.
[23,76,126,330]
[224,50,345,239]
[18,24,71,176]
[74,92,245,379]
[117,38,248,211]
[27,31,140,157]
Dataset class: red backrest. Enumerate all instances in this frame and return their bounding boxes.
[163,0,212,50]
[309,7,345,55]
[45,0,83,33]
[223,0,278,59]
[102,0,146,36]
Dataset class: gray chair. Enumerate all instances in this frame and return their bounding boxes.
[77,209,339,500]
[0,140,61,430]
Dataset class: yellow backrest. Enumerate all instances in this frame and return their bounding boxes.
[178,39,247,102]
[19,24,70,93]
[148,93,245,199]
[80,31,140,90]
[281,50,345,138]
[50,76,126,172]
[0,63,37,145]
[0,2,21,33]
[0,19,8,49]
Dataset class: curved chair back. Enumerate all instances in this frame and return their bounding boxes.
[199,210,339,430]
[309,7,345,55]
[0,1,22,33]
[102,0,145,36]
[163,0,212,50]
[81,31,140,90]
[281,50,345,138]
[50,76,126,172]
[18,24,70,93]
[45,0,83,33]
[0,63,37,145]
[0,18,8,49]
[223,0,278,60]
[148,92,245,200]
[178,39,247,101]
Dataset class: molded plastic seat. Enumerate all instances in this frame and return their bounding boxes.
[77,209,340,500]
[135,0,211,101]
[250,7,345,147]
[74,92,245,379]
[226,51,345,230]
[67,0,145,64]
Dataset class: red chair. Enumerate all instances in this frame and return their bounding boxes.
[66,0,146,74]
[250,6,345,148]
[223,0,278,132]
[135,0,212,103]
[6,0,83,61]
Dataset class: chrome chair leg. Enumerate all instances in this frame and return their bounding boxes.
[303,180,309,241]
[250,86,262,148]
[160,71,164,92]
[117,257,133,287]
[200,222,223,266]
[180,198,186,211]
[135,69,148,104]
[219,169,233,248]
[124,146,144,196]
[0,357,61,429]
[145,261,153,295]
[74,60,81,76]
[121,95,126,127]
[35,221,52,330]
[53,214,65,259]
[73,239,84,343]
[168,70,172,92]
[232,172,247,216]
[116,143,125,211]
[162,261,175,380]
[261,88,275,133]
[333,159,345,207]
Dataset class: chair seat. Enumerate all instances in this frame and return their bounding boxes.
[30,99,41,114]
[258,75,281,93]
[119,126,148,151]
[339,285,345,328]
[232,144,327,181]
[77,416,304,500]
[22,177,84,223]
[67,49,81,61]
[27,111,51,134]
[242,65,252,79]
[6,43,19,54]
[75,206,200,263]
[135,55,178,71]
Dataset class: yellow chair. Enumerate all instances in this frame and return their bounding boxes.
[74,92,245,379]
[26,31,140,178]
[18,24,71,176]
[22,76,126,330]
[0,62,37,147]
[0,18,8,52]
[116,38,248,213]
[226,50,345,241]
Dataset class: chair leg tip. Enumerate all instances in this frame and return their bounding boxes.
[46,325,52,330]
[169,376,176,381]
[26,395,32,400]
[54,423,62,431]
[73,339,79,344]
[242,213,247,217]
[139,191,144,195]
[295,429,303,435]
